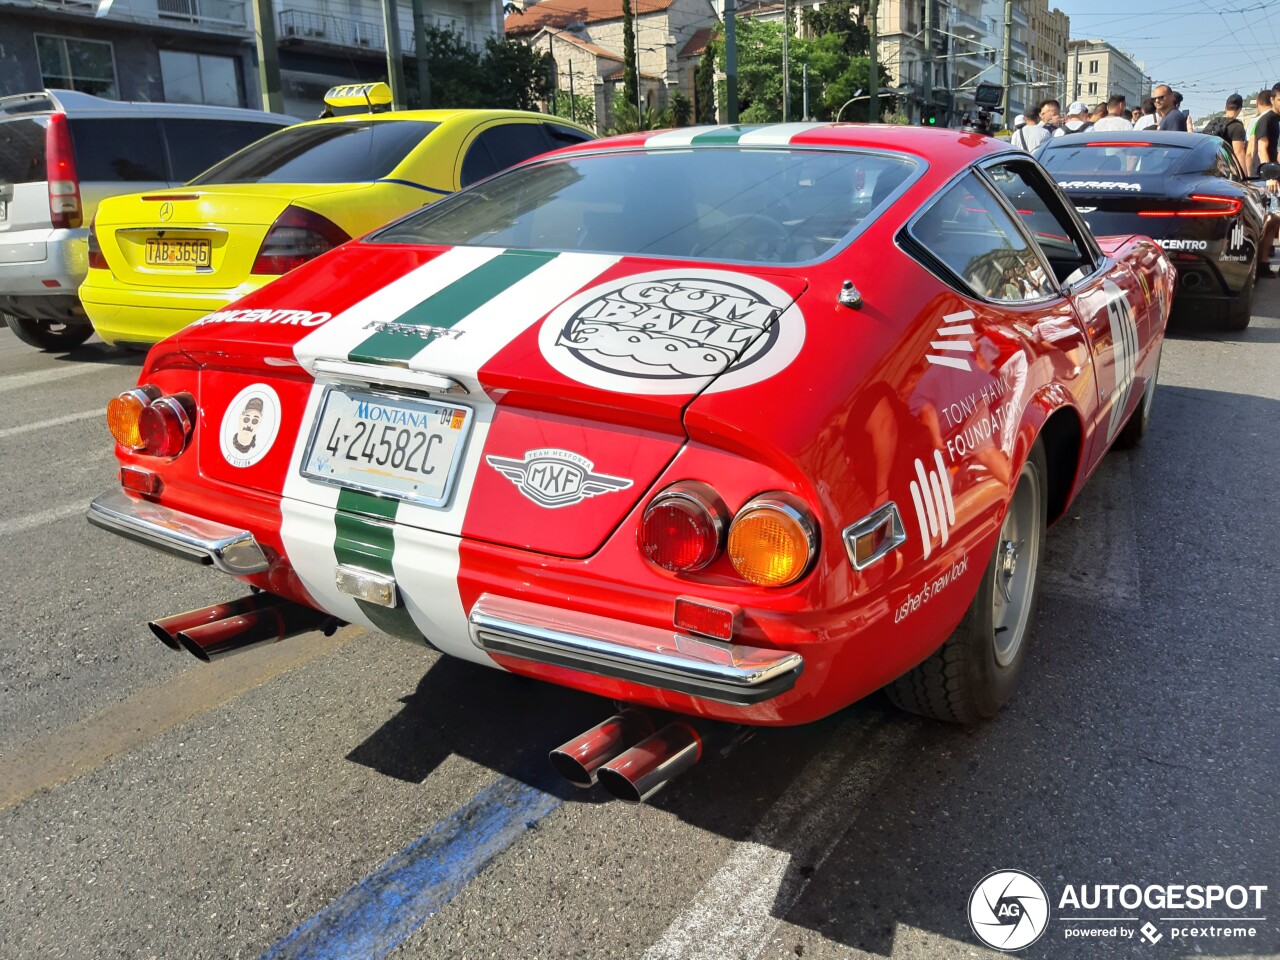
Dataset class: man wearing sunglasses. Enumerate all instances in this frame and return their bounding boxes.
[1153,84,1188,132]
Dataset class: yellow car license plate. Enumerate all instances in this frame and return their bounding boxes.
[145,238,211,267]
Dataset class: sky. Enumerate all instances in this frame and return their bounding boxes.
[1057,0,1279,120]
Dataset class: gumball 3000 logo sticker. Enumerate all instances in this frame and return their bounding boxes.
[538,270,805,395]
[219,384,281,468]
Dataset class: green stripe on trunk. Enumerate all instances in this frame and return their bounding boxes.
[689,127,747,145]
[333,489,423,641]
[347,250,560,365]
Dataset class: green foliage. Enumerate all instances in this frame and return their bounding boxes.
[802,0,870,57]
[404,25,550,110]
[669,90,691,127]
[605,90,670,135]
[622,0,638,114]
[714,19,891,122]
[552,91,596,128]
[694,42,717,122]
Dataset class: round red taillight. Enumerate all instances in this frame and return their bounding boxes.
[139,396,192,457]
[639,483,725,573]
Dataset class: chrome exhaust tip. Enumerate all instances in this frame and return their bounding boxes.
[173,598,331,662]
[548,709,655,788]
[148,594,282,651]
[597,722,703,804]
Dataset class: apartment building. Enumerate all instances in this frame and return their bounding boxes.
[1026,0,1067,108]
[1067,37,1148,111]
[0,0,504,118]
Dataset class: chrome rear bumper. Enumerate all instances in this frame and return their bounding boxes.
[87,489,270,575]
[468,594,803,706]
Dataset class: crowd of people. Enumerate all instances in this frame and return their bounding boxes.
[1008,80,1280,276]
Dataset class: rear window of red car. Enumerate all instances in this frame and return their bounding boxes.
[190,119,439,185]
[372,147,919,265]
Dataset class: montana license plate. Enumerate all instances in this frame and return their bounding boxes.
[301,387,473,507]
[144,238,210,266]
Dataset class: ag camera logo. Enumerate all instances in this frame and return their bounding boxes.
[969,869,1051,951]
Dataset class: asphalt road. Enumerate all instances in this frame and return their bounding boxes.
[0,284,1276,960]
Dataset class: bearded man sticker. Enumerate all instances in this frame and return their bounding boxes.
[220,384,281,468]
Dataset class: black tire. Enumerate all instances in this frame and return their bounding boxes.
[1223,268,1254,331]
[1113,342,1161,450]
[7,316,94,351]
[885,440,1047,724]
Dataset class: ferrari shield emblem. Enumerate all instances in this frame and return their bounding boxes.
[485,448,632,508]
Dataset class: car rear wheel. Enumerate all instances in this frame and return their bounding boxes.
[6,316,94,352]
[885,439,1047,724]
[1223,268,1254,331]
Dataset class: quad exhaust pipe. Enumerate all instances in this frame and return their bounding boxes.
[149,594,332,662]
[549,711,705,803]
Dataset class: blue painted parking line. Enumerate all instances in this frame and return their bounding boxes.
[261,774,563,960]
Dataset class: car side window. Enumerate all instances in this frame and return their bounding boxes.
[546,124,594,149]
[162,119,286,182]
[1215,145,1240,180]
[982,159,1095,285]
[460,124,556,187]
[67,118,165,181]
[909,171,1058,303]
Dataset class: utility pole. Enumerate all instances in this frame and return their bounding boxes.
[410,0,430,108]
[867,0,878,122]
[802,62,809,119]
[923,0,933,122]
[782,0,790,121]
[381,0,407,110]
[251,0,283,113]
[1001,0,1013,120]
[725,0,739,122]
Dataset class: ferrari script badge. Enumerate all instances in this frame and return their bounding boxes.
[486,448,632,508]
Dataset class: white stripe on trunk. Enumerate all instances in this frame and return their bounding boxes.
[391,525,492,666]
[406,252,621,392]
[291,246,504,369]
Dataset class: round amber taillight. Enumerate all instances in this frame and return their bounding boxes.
[639,483,725,573]
[727,495,818,587]
[106,389,150,449]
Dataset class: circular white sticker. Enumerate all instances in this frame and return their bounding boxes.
[538,269,805,395]
[968,869,1050,951]
[219,384,281,468]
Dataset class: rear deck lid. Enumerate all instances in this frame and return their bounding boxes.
[182,242,808,556]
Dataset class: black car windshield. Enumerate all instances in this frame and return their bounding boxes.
[371,147,918,264]
[190,120,437,185]
[1039,143,1190,177]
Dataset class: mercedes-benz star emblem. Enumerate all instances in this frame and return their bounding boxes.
[158,201,173,222]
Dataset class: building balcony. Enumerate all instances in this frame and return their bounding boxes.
[1011,38,1027,58]
[6,0,249,32]
[278,7,485,55]
[951,7,985,34]
[1012,3,1028,27]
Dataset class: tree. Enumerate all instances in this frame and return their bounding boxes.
[404,26,550,110]
[802,0,870,57]
[622,0,639,115]
[606,90,670,134]
[553,91,596,128]
[714,19,891,122]
[669,90,691,127]
[694,42,717,122]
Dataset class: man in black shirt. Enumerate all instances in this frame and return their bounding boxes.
[1154,84,1187,131]
[1204,93,1249,170]
[1257,89,1280,277]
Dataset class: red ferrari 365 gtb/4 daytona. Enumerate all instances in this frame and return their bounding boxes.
[90,124,1172,802]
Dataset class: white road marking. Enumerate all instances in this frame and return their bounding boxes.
[0,408,100,439]
[0,364,101,394]
[0,502,90,536]
[643,722,911,960]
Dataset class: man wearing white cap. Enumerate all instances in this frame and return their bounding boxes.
[1064,100,1093,134]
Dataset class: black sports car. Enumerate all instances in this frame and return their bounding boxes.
[1037,131,1269,330]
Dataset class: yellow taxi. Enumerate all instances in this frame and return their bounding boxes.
[80,83,594,347]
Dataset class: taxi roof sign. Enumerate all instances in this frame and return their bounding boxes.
[324,82,394,109]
